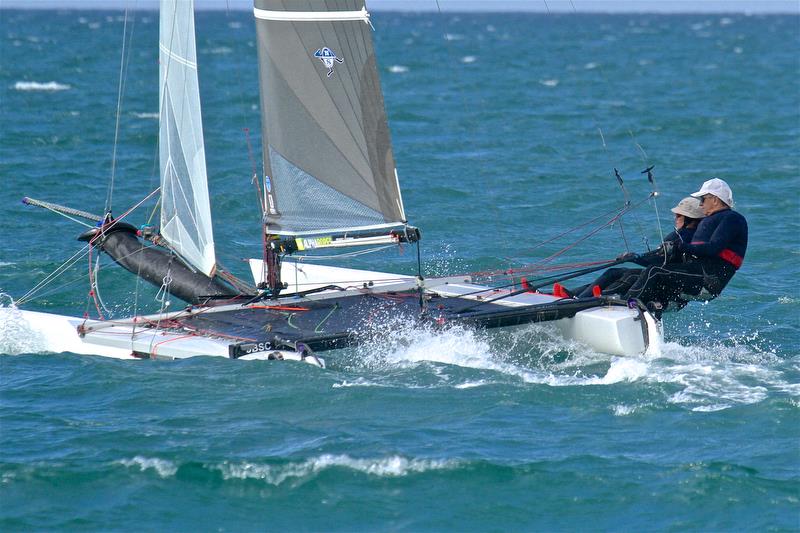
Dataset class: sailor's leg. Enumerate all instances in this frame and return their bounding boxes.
[624,263,706,306]
[576,267,642,298]
[603,270,644,296]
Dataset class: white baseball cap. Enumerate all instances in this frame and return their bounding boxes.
[670,197,705,219]
[691,178,734,207]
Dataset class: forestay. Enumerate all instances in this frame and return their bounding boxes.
[159,0,216,276]
[253,0,407,237]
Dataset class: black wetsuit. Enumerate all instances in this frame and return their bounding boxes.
[575,227,695,298]
[624,208,748,310]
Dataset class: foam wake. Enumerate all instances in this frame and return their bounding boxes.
[0,295,48,355]
[339,317,794,411]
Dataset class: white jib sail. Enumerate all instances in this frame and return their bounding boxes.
[158,0,216,276]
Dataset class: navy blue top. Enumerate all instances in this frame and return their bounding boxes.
[681,208,748,269]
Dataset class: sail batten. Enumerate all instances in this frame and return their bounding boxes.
[254,0,407,237]
[159,0,216,276]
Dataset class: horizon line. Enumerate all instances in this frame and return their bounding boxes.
[0,1,798,15]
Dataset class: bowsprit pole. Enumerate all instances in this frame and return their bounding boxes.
[642,165,665,249]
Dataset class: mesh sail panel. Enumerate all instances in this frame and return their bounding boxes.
[159,0,216,276]
[254,0,406,236]
[269,146,388,232]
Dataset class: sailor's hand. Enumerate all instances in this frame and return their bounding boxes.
[659,240,675,260]
[615,251,637,262]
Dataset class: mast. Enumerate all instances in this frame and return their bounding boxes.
[158,0,217,277]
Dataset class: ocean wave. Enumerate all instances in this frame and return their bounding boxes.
[132,112,158,119]
[215,455,459,485]
[388,65,409,73]
[539,79,559,87]
[116,456,178,478]
[13,81,71,92]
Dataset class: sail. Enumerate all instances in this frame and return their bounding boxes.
[253,0,407,236]
[159,0,216,276]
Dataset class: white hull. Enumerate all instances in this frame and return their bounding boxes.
[9,310,325,367]
[7,263,661,365]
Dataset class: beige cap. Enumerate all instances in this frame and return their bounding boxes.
[670,196,705,219]
[691,177,734,207]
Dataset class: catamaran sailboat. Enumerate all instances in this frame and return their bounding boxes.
[13,1,661,367]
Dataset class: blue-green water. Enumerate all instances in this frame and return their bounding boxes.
[1,9,799,531]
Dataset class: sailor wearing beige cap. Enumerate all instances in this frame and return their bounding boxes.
[571,196,705,299]
[625,178,748,313]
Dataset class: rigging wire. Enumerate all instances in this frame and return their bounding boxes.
[554,0,658,251]
[106,5,137,215]
[17,245,92,305]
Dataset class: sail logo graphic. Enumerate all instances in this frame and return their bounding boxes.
[264,174,278,216]
[314,47,344,77]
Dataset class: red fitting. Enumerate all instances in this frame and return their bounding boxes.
[553,283,566,298]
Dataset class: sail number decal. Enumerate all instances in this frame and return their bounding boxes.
[314,47,344,77]
[295,236,332,251]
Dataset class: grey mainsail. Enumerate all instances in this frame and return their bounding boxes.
[159,0,216,276]
[253,0,407,237]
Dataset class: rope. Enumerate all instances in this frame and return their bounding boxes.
[462,195,650,280]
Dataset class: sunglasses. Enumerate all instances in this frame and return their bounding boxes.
[699,195,714,205]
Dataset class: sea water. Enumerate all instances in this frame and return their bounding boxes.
[1,9,798,531]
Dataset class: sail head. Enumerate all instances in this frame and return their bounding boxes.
[159,0,216,276]
[254,1,407,236]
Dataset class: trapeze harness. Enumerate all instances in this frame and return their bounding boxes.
[624,208,748,308]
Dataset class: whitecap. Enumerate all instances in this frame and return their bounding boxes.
[133,112,158,119]
[454,380,487,389]
[612,404,636,416]
[14,81,70,92]
[215,455,457,485]
[777,296,797,304]
[116,456,177,478]
[584,62,599,70]
[539,79,559,87]
[209,46,232,55]
[388,65,408,74]
[332,377,384,388]
[733,47,743,54]
[461,56,476,64]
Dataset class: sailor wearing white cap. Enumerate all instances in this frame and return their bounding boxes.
[624,178,748,314]
[571,197,706,299]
